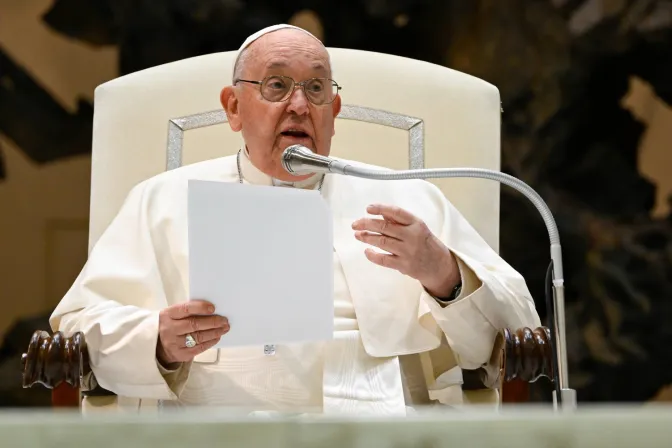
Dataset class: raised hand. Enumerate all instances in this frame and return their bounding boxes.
[351,204,460,298]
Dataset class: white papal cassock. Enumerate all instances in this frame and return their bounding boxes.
[50,149,541,415]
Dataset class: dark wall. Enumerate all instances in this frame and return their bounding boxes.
[1,0,671,404]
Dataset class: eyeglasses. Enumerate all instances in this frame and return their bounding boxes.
[234,75,341,105]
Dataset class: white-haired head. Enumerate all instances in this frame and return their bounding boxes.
[220,23,341,184]
[232,24,330,82]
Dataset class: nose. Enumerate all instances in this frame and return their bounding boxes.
[286,86,310,116]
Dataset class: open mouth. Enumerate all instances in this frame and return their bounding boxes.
[280,130,310,138]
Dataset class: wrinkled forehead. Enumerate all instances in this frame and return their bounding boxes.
[235,27,332,78]
[256,44,330,73]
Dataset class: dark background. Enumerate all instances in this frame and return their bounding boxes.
[1,0,671,406]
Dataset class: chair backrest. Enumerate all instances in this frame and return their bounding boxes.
[90,48,501,251]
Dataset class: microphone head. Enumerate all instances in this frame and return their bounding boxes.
[281,145,309,173]
[281,145,330,174]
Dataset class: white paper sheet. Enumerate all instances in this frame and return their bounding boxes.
[188,179,334,348]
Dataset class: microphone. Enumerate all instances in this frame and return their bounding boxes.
[282,144,576,411]
[282,144,351,175]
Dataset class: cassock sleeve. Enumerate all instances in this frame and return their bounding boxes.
[49,182,190,400]
[419,189,541,378]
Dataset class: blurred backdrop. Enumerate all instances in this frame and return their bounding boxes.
[1,0,671,407]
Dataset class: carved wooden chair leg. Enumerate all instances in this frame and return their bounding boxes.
[51,383,80,407]
[502,379,530,403]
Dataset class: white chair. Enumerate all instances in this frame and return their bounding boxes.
[22,48,549,410]
[88,48,502,249]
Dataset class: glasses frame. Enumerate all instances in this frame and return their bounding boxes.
[234,75,342,105]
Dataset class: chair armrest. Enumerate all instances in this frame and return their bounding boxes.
[21,330,115,397]
[463,325,553,402]
[501,326,553,382]
[22,327,553,403]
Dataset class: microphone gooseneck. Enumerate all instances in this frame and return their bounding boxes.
[281,145,576,411]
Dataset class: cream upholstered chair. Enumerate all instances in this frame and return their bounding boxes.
[89,48,502,412]
[88,49,501,252]
[24,49,549,411]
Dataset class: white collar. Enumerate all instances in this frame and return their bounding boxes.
[238,147,322,189]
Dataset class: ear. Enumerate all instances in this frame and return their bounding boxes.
[331,94,342,136]
[221,86,242,132]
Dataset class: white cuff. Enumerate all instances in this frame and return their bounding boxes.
[431,255,481,306]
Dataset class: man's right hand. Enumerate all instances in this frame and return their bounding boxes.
[157,300,229,365]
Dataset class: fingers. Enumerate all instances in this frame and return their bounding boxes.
[183,338,220,357]
[364,248,404,272]
[174,314,229,335]
[197,326,229,344]
[158,300,229,364]
[166,299,215,319]
[351,218,405,239]
[365,204,416,226]
[180,325,229,346]
[354,230,404,255]
[158,319,230,364]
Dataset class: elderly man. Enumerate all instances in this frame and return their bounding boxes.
[51,24,540,414]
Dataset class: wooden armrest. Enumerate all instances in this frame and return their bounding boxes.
[21,330,115,398]
[501,326,553,383]
[22,330,88,389]
[23,326,554,405]
[463,326,554,401]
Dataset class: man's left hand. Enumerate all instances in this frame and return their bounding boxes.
[352,204,461,298]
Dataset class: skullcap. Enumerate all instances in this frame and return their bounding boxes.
[238,24,322,52]
[233,24,323,76]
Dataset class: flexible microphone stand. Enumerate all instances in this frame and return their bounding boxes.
[282,145,577,411]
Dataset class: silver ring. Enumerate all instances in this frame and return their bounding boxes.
[185,334,197,348]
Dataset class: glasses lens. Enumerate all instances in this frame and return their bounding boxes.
[261,76,293,102]
[261,77,339,104]
[305,79,339,105]
[302,78,325,105]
